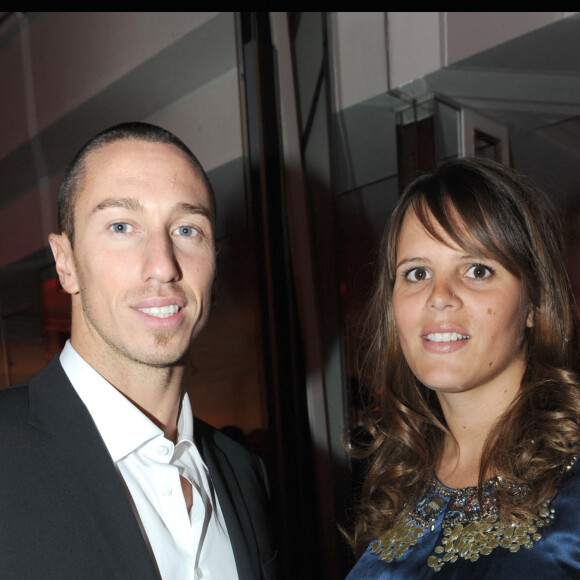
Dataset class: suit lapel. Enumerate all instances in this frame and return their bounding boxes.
[28,357,159,579]
[194,418,261,580]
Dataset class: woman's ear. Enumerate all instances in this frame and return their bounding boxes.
[526,308,535,328]
[49,233,79,295]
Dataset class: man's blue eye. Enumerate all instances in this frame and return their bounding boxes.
[177,226,197,237]
[110,223,131,233]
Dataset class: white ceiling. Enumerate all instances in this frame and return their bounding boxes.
[399,13,580,205]
[425,13,580,149]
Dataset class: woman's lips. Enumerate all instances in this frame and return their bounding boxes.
[423,331,470,342]
[421,325,470,353]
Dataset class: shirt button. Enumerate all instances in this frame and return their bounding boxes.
[157,445,170,456]
[162,485,172,496]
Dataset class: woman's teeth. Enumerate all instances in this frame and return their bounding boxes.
[425,332,469,342]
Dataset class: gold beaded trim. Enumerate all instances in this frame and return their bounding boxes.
[371,479,555,572]
[371,518,425,563]
[427,507,553,571]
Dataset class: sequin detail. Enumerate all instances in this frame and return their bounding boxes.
[371,477,555,572]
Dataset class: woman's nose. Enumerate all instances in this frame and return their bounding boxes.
[428,279,461,310]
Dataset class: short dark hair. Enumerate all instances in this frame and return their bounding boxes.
[58,121,216,246]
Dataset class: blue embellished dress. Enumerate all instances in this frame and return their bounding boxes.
[346,461,580,578]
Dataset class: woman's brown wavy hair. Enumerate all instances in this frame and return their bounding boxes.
[350,156,580,556]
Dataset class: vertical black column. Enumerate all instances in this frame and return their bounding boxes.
[238,12,324,579]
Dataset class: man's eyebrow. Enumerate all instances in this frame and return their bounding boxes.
[175,202,213,220]
[89,199,213,220]
[91,197,143,214]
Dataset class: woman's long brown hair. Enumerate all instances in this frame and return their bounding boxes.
[350,157,580,556]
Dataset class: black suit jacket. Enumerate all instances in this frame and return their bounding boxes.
[0,356,277,579]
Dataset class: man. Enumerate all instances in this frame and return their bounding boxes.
[0,122,277,579]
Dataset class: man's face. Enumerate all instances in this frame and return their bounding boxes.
[50,139,216,371]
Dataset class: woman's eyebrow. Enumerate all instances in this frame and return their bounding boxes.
[395,256,428,270]
[395,253,490,270]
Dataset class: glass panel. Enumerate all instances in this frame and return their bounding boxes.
[474,129,502,160]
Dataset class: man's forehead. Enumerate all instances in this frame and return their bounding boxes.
[72,138,215,225]
[80,141,207,196]
[85,138,193,172]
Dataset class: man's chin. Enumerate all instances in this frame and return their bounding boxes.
[128,337,191,368]
[143,347,189,367]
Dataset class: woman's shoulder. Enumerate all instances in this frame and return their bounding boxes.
[549,455,580,516]
[346,465,580,579]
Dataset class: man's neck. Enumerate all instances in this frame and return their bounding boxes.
[72,342,186,441]
[107,366,184,442]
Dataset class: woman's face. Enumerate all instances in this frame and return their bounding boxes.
[392,209,533,399]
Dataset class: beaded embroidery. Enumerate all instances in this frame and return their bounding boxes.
[371,476,555,572]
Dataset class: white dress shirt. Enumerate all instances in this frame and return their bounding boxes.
[60,340,239,580]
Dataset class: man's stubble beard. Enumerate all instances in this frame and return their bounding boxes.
[74,266,199,369]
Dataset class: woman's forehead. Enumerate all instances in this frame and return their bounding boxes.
[394,203,500,263]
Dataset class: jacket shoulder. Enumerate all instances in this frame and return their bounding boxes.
[0,382,32,428]
[195,417,266,474]
[0,355,67,431]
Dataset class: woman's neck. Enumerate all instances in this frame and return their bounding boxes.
[436,431,487,488]
[435,383,520,488]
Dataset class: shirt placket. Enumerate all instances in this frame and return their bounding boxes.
[144,437,197,557]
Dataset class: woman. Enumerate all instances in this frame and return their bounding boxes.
[346,157,580,578]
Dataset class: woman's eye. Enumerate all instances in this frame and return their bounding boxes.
[405,267,430,282]
[175,226,199,237]
[466,264,493,280]
[110,223,133,233]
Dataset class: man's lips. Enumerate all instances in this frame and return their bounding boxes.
[137,305,181,319]
[132,296,186,319]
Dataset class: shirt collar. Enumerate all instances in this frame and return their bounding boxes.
[59,340,194,462]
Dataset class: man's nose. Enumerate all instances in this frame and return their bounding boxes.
[141,231,181,283]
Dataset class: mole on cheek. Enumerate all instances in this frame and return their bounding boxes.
[487,308,495,315]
